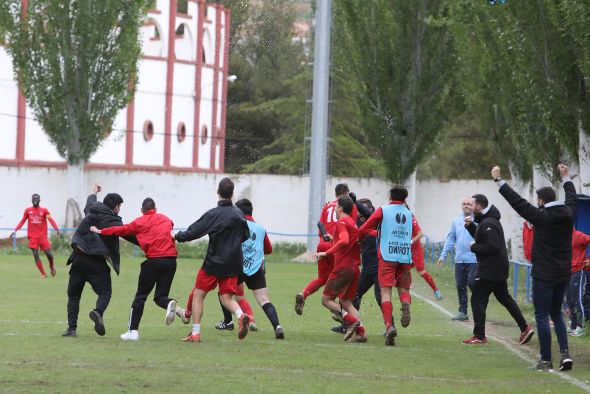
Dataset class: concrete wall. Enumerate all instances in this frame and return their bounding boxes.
[1,167,524,246]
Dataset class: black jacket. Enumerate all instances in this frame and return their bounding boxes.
[68,194,138,275]
[357,216,378,275]
[499,181,577,283]
[175,200,250,277]
[465,205,509,281]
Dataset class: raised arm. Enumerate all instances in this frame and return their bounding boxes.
[358,207,383,242]
[99,220,141,237]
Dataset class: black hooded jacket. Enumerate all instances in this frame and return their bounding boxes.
[175,200,249,277]
[499,181,576,283]
[68,194,138,275]
[465,205,509,281]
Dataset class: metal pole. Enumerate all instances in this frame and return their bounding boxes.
[307,0,332,254]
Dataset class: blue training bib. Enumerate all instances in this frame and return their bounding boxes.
[378,204,413,264]
[242,220,266,276]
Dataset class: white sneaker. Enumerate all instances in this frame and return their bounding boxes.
[165,300,177,325]
[176,307,190,324]
[573,326,584,337]
[120,330,139,341]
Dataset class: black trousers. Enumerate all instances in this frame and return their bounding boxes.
[67,253,112,330]
[128,257,177,330]
[352,270,381,311]
[471,278,527,339]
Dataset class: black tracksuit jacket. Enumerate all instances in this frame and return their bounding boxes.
[499,181,577,284]
[175,200,250,277]
[465,205,509,282]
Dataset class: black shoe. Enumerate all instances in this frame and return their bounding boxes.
[275,325,285,340]
[385,324,397,346]
[62,328,77,338]
[331,324,346,334]
[214,321,235,331]
[529,359,553,371]
[560,351,573,371]
[89,310,105,336]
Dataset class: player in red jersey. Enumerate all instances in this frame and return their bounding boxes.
[12,194,60,278]
[358,186,418,346]
[295,183,360,316]
[314,196,367,343]
[406,206,442,300]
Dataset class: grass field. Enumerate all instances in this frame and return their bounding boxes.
[1,250,590,393]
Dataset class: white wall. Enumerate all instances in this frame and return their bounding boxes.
[0,167,525,247]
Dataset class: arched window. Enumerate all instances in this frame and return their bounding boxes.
[201,124,208,145]
[143,120,154,141]
[177,122,186,143]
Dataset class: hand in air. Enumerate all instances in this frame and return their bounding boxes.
[491,166,501,179]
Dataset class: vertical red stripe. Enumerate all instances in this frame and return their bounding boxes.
[218,8,231,173]
[125,99,135,167]
[209,4,222,171]
[15,0,28,164]
[193,0,205,169]
[164,0,177,167]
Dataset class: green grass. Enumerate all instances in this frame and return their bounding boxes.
[0,252,588,393]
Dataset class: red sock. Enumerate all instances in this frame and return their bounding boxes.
[356,324,366,336]
[303,278,326,298]
[35,260,46,276]
[238,299,254,320]
[381,301,393,328]
[421,272,438,291]
[400,292,411,304]
[343,314,358,325]
[185,290,193,318]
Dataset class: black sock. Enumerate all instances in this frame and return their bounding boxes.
[218,293,233,324]
[262,302,280,330]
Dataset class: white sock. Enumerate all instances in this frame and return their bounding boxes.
[235,309,243,319]
[342,311,349,318]
[192,324,200,335]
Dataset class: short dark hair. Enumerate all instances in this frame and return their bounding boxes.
[103,193,123,210]
[32,193,40,199]
[218,177,234,199]
[335,183,349,197]
[472,194,489,208]
[235,198,253,216]
[142,197,156,212]
[358,198,374,212]
[536,187,556,204]
[390,186,408,202]
[338,196,354,215]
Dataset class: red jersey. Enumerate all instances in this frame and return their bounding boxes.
[358,201,420,264]
[410,215,424,262]
[522,221,533,262]
[325,216,360,269]
[14,206,59,239]
[571,230,590,273]
[318,200,358,240]
[100,210,177,258]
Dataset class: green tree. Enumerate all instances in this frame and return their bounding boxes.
[332,0,455,183]
[0,0,150,218]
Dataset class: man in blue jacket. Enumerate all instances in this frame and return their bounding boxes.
[437,198,477,321]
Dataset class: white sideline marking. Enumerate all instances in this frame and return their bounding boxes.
[411,290,590,393]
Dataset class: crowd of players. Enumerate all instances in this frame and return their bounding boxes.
[10,164,585,371]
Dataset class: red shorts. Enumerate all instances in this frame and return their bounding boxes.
[317,241,335,280]
[28,236,51,251]
[323,265,360,300]
[378,261,412,289]
[194,268,238,295]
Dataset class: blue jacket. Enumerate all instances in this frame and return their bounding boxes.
[439,214,477,264]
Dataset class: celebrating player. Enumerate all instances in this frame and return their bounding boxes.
[358,186,415,346]
[13,193,60,278]
[295,183,369,316]
[314,196,366,343]
[91,197,185,341]
[175,178,251,343]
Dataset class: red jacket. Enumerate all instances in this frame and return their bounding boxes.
[100,210,177,258]
[572,230,590,273]
[319,200,358,240]
[325,215,360,269]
